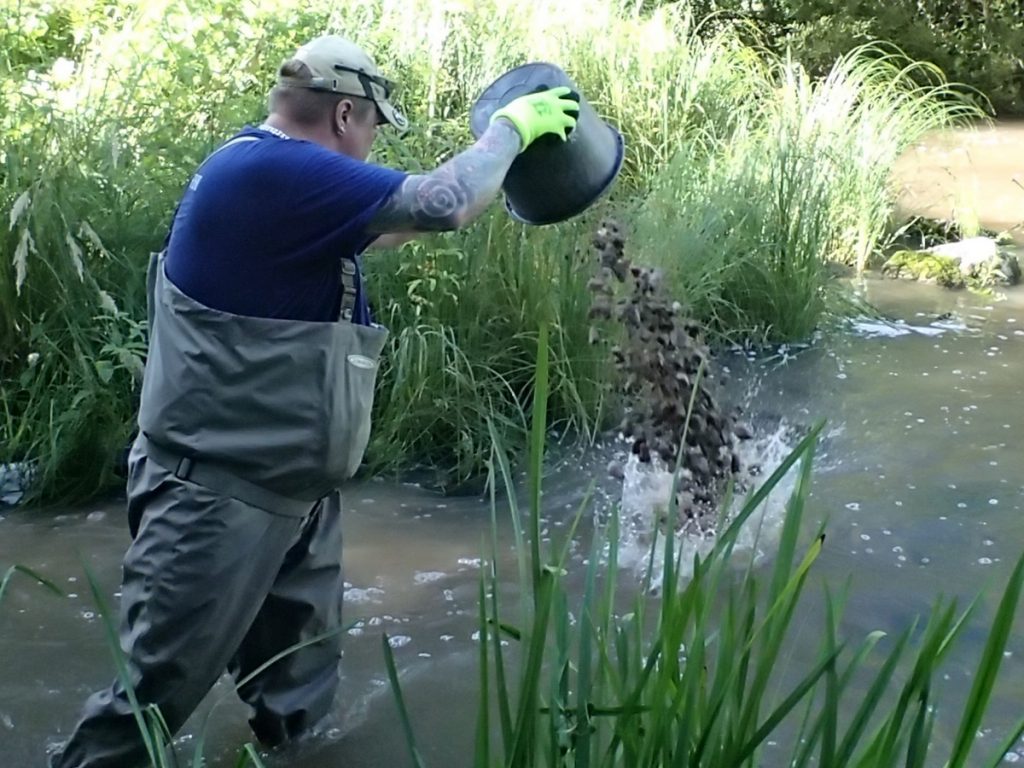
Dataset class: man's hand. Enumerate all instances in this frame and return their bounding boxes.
[365,87,579,236]
[490,86,579,152]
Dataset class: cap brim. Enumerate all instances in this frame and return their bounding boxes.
[376,99,409,133]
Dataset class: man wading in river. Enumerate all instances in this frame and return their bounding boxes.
[50,35,578,768]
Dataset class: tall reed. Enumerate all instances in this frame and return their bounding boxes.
[364,210,608,488]
[387,328,1024,767]
[1,1,984,502]
[632,45,982,342]
[0,1,329,500]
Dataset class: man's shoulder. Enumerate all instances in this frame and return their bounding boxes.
[196,127,405,210]
[197,129,321,191]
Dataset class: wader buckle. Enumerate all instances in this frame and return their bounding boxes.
[174,456,194,480]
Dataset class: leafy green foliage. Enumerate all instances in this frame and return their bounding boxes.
[776,0,1024,116]
[0,0,986,501]
[0,0,329,501]
[656,0,1024,115]
[364,212,606,488]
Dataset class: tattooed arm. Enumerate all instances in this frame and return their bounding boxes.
[366,119,523,234]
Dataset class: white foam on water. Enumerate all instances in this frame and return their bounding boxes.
[344,586,386,604]
[413,571,447,585]
[611,423,801,590]
[850,318,970,339]
[851,320,914,338]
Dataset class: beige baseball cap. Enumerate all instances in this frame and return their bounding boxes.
[278,35,409,131]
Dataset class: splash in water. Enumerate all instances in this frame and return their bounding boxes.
[587,219,800,583]
[613,424,802,588]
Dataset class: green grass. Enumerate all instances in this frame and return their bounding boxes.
[0,0,987,502]
[0,563,63,606]
[631,44,982,343]
[1,0,326,502]
[386,328,1024,767]
[364,211,608,488]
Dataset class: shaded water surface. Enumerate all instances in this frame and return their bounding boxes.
[3,126,1024,766]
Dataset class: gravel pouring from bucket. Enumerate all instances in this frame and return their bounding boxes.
[470,62,625,225]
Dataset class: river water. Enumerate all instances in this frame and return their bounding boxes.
[2,125,1023,766]
[893,119,1024,244]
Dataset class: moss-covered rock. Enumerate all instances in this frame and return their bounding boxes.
[882,250,965,288]
[882,238,1021,291]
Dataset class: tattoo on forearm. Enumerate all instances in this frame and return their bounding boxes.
[369,120,522,233]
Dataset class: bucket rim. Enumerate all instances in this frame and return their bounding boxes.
[470,61,575,138]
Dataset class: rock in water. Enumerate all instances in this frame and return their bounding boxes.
[882,237,1021,289]
[588,219,744,535]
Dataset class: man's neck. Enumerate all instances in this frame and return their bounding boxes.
[262,114,331,148]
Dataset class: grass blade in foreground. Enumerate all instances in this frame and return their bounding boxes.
[983,716,1024,768]
[474,562,491,767]
[947,551,1024,768]
[383,350,1023,768]
[383,632,428,768]
[527,322,550,602]
[82,562,168,767]
[234,744,267,768]
[191,624,349,767]
[76,561,346,768]
[0,563,64,606]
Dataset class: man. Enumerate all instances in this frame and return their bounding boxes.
[51,35,578,768]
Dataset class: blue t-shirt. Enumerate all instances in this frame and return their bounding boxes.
[165,126,406,324]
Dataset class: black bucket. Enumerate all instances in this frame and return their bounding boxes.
[470,62,625,226]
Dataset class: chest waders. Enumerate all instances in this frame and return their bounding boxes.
[51,239,386,765]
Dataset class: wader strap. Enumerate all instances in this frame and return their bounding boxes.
[339,259,358,321]
[139,435,316,519]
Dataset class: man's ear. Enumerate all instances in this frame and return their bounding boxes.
[334,99,354,133]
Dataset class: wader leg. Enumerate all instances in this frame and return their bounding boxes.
[50,445,305,768]
[229,491,345,747]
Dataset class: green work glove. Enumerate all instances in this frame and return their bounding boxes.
[490,86,579,152]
